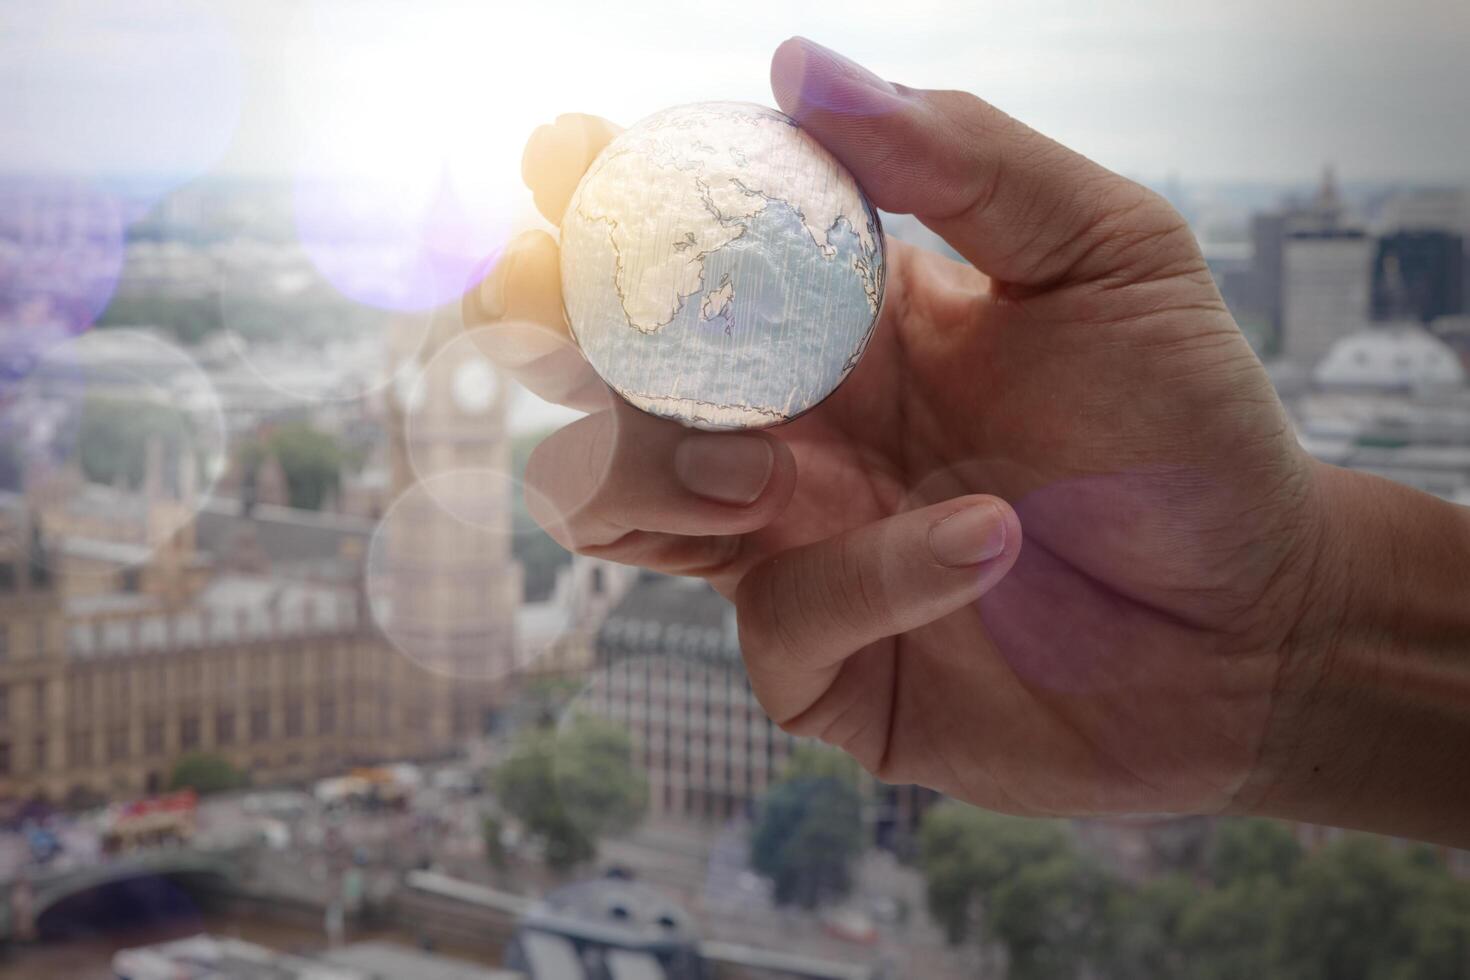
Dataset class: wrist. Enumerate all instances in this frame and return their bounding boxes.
[1235,460,1470,846]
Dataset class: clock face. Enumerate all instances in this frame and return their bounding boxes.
[450,358,499,415]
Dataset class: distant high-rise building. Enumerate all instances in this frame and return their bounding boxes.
[1248,209,1289,340]
[1277,167,1373,366]
[1372,188,1470,330]
[1378,188,1470,235]
[1373,231,1465,324]
[1283,229,1373,366]
[1248,166,1374,361]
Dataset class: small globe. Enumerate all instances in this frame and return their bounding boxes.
[560,102,886,430]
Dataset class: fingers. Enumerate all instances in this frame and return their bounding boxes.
[462,230,608,412]
[461,113,623,410]
[735,496,1021,725]
[770,37,1195,290]
[523,400,797,575]
[522,113,623,225]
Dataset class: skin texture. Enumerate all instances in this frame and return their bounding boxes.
[466,38,1470,840]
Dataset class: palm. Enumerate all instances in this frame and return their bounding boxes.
[732,237,1316,816]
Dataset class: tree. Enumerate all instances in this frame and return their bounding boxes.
[750,746,865,909]
[1175,877,1288,980]
[1103,873,1196,980]
[908,803,1470,980]
[265,422,342,511]
[1208,816,1303,889]
[169,752,244,795]
[493,714,647,871]
[1271,836,1462,980]
[917,802,1074,945]
[1399,877,1470,980]
[76,396,191,489]
[988,850,1119,980]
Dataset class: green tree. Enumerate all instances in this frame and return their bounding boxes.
[917,802,1073,945]
[168,752,244,795]
[1271,836,1464,980]
[493,714,647,871]
[1103,873,1196,980]
[1176,877,1287,980]
[1398,877,1470,980]
[77,396,191,488]
[1208,817,1304,888]
[750,747,865,909]
[266,421,342,511]
[98,293,223,344]
[988,850,1119,980]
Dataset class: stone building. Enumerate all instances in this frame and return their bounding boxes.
[585,573,935,850]
[0,487,501,808]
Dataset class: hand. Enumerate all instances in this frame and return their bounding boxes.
[467,39,1347,820]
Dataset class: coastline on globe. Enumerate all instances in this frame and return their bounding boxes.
[559,101,887,431]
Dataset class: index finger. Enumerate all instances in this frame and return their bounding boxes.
[522,113,624,225]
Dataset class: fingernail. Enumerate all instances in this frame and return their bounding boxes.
[929,503,1007,567]
[791,37,898,95]
[674,435,774,506]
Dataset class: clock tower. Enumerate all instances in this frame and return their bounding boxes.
[377,303,521,734]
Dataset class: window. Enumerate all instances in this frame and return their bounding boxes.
[0,741,9,775]
[106,726,129,763]
[32,736,45,771]
[0,624,8,660]
[144,720,164,755]
[250,706,270,742]
[0,562,15,593]
[0,685,7,724]
[216,711,236,745]
[180,715,200,751]
[318,698,336,734]
[285,701,303,738]
[32,680,44,721]
[68,731,93,767]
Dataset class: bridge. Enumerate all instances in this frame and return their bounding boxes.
[2,847,242,942]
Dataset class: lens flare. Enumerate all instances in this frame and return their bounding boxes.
[365,469,560,681]
[0,329,227,576]
[0,179,128,362]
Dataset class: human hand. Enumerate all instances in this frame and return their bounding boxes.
[468,38,1346,821]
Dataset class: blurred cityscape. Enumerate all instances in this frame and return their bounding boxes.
[0,166,1468,980]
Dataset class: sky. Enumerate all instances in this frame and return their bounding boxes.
[3,0,1469,191]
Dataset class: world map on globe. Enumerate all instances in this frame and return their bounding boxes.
[560,102,886,430]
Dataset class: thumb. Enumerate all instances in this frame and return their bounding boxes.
[770,37,1192,290]
[735,496,1021,727]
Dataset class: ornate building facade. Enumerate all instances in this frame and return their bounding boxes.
[0,487,493,808]
[0,301,524,809]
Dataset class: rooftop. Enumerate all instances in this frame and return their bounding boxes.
[597,573,740,663]
[1315,325,1467,390]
